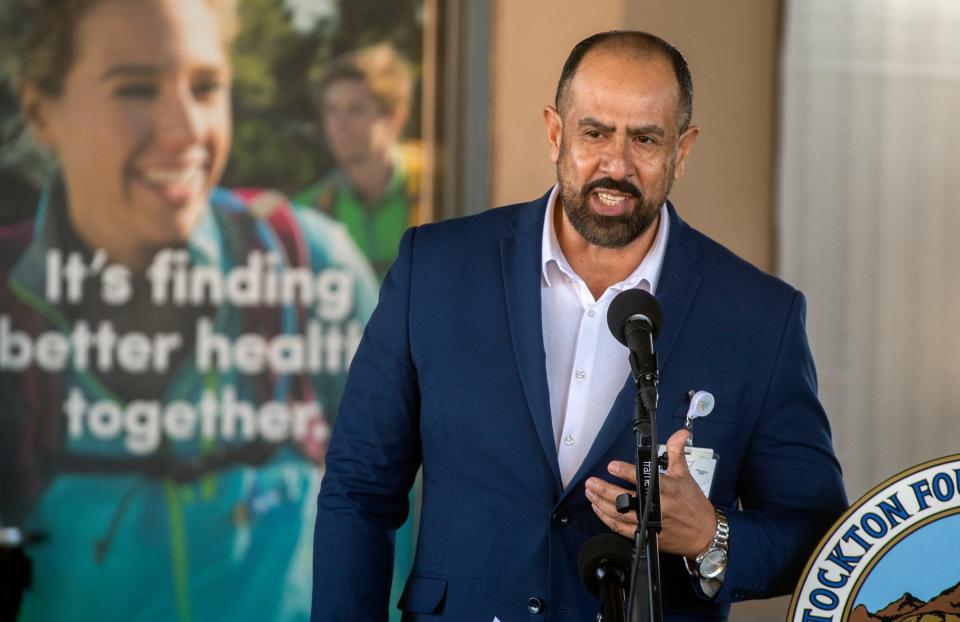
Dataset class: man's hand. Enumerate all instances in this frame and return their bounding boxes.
[584,429,717,559]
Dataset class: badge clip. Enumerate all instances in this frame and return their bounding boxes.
[684,390,714,446]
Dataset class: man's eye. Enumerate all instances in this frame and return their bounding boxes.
[114,83,156,99]
[635,135,655,145]
[585,130,603,139]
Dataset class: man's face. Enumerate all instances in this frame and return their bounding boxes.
[322,79,401,167]
[545,50,698,248]
[24,0,232,268]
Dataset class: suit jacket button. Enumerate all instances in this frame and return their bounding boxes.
[527,596,544,614]
[551,510,569,526]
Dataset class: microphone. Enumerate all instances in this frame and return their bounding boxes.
[579,533,633,622]
[607,289,664,622]
[606,289,661,381]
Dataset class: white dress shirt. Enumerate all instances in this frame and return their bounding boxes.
[540,184,669,488]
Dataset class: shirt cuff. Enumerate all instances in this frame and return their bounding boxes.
[683,557,725,598]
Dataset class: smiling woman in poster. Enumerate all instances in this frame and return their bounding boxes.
[0,0,377,620]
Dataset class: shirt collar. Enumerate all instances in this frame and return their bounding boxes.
[540,183,670,294]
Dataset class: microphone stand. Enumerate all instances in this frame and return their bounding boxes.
[616,336,663,622]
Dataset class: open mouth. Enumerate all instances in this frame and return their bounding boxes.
[590,189,635,215]
[134,162,207,205]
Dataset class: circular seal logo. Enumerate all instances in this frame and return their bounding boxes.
[789,454,960,621]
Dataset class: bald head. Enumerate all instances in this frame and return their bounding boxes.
[555,31,693,132]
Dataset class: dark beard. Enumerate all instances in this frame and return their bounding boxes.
[558,175,661,248]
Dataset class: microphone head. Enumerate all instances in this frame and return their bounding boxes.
[606,289,661,345]
[577,533,633,597]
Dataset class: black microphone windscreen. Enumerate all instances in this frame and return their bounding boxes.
[606,289,661,345]
[577,533,633,597]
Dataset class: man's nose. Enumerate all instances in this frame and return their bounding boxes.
[598,137,632,180]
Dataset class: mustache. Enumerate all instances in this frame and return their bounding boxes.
[582,177,643,200]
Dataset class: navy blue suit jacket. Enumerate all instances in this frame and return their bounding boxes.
[312,191,847,621]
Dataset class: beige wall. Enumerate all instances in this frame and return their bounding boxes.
[492,0,779,272]
[491,0,625,206]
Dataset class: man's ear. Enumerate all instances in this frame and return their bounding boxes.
[673,124,700,180]
[543,105,562,164]
[19,82,58,151]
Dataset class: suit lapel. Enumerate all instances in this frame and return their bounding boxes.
[648,203,703,374]
[560,203,704,498]
[499,192,564,492]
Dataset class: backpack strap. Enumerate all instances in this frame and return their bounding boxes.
[231,189,326,464]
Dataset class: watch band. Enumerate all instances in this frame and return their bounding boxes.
[693,508,729,580]
[707,508,729,552]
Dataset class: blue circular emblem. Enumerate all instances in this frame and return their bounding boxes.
[789,454,960,621]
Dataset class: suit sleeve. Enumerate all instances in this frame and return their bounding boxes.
[714,291,848,602]
[311,227,422,621]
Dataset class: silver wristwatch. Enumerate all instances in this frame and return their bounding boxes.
[694,508,729,580]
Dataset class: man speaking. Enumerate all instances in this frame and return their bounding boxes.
[312,31,847,621]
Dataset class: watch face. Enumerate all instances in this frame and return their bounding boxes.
[698,549,728,580]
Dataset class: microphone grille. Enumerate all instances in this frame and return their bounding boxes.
[577,533,633,597]
[606,288,661,345]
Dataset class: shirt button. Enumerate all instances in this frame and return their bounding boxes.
[575,369,586,379]
[563,435,575,446]
[551,510,569,526]
[527,597,544,614]
[587,309,596,318]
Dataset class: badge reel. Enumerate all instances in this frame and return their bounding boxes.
[658,390,719,497]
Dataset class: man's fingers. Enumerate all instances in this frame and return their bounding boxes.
[591,504,634,537]
[665,428,692,478]
[607,460,637,485]
[588,494,636,538]
[585,477,637,535]
[585,477,629,514]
